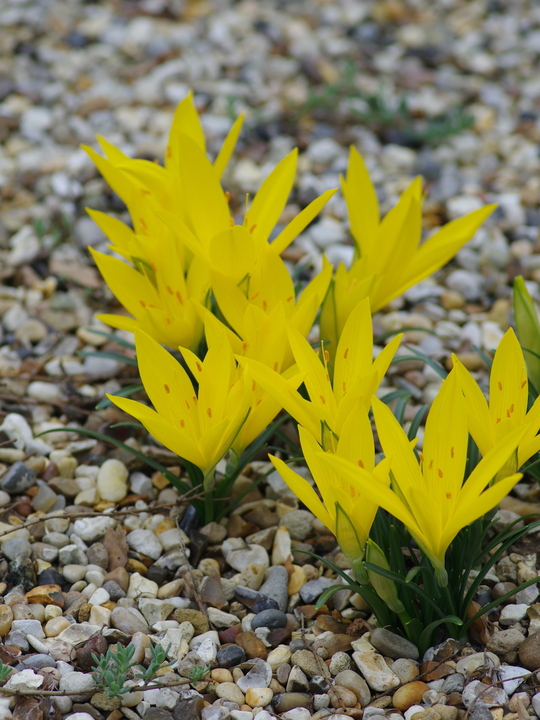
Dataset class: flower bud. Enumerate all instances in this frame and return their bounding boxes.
[365,539,405,614]
[514,276,540,394]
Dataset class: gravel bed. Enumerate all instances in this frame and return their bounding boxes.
[1,1,540,720]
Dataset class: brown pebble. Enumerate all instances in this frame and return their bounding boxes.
[421,660,455,681]
[392,681,430,711]
[276,663,291,685]
[445,692,462,706]
[235,631,268,660]
[26,584,64,608]
[492,582,517,604]
[78,603,92,622]
[330,685,358,708]
[104,567,129,592]
[519,631,540,670]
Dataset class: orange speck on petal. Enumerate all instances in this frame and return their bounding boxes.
[342,382,347,394]
[140,188,151,196]
[249,224,257,234]
[196,362,202,372]
[252,380,256,391]
[167,285,174,295]
[521,380,527,388]
[207,407,212,418]
[175,291,183,305]
[241,341,248,353]
[180,419,185,428]
[165,317,172,325]
[450,447,454,458]
[343,348,349,359]
[446,492,452,499]
[429,459,434,469]
[262,300,267,311]
[250,292,259,301]
[286,296,293,302]
[139,217,147,233]
[510,404,515,413]
[256,398,262,406]
[438,468,443,478]
[496,417,501,424]
[229,217,235,227]
[166,145,172,158]
[498,381,503,391]
[507,409,511,418]
[225,191,230,203]
[319,395,326,404]
[273,361,278,372]
[164,384,170,394]
[192,395,198,404]
[358,459,364,468]
[139,300,146,308]
[185,399,190,410]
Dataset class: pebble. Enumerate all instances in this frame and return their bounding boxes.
[215,682,245,705]
[393,682,430,711]
[96,459,129,501]
[237,659,272,691]
[371,628,419,660]
[259,566,289,612]
[245,687,273,707]
[110,606,149,634]
[352,652,400,692]
[251,609,287,630]
[126,529,163,560]
[461,680,507,708]
[455,652,499,674]
[334,670,371,706]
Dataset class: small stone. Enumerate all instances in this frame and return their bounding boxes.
[371,628,419,660]
[207,607,240,628]
[252,609,287,630]
[126,529,163,560]
[497,665,529,694]
[461,680,507,708]
[455,652,499,674]
[392,682,430,711]
[391,658,419,684]
[259,566,289,612]
[5,668,43,690]
[291,649,323,678]
[287,665,310,692]
[334,670,371,706]
[73,517,116,543]
[216,644,246,668]
[45,616,71,637]
[352,652,400,692]
[215,682,245,705]
[272,693,311,712]
[330,685,358,708]
[174,609,209,635]
[272,527,292,565]
[110,607,149,634]
[329,651,352,675]
[245,687,273,707]
[487,628,525,656]
[237,659,272,692]
[235,630,268,660]
[57,623,101,646]
[499,603,528,625]
[519,631,540,669]
[299,577,335,604]
[280,510,314,540]
[1,462,36,494]
[96,459,128,501]
[267,645,291,671]
[59,671,96,698]
[2,536,32,560]
[11,618,45,639]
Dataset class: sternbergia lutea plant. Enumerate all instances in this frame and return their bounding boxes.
[84,90,539,646]
[320,146,497,367]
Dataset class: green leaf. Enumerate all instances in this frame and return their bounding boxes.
[77,350,138,367]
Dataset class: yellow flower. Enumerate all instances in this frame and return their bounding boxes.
[320,146,497,359]
[198,305,304,457]
[109,330,250,480]
[453,327,540,470]
[269,404,390,576]
[88,238,209,350]
[240,298,401,443]
[513,275,540,395]
[82,91,244,256]
[320,369,526,585]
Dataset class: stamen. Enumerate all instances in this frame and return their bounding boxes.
[225,191,230,203]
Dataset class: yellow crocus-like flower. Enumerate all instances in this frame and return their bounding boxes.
[198,305,303,458]
[270,404,390,577]
[83,92,244,257]
[320,370,526,586]
[240,298,401,444]
[320,146,497,359]
[89,234,209,350]
[110,330,251,480]
[453,328,540,470]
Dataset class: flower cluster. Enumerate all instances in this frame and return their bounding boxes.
[85,91,540,644]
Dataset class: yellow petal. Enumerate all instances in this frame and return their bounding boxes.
[269,455,333,530]
[213,114,244,179]
[247,149,298,243]
[341,147,379,254]
[86,209,135,254]
[452,356,494,456]
[489,328,528,428]
[287,324,337,418]
[166,91,206,169]
[134,331,198,434]
[271,189,337,255]
[110,395,205,468]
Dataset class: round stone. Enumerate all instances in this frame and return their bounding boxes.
[216,644,246,668]
[251,609,287,630]
[96,459,128,502]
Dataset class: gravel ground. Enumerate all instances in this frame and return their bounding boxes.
[1,1,540,719]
